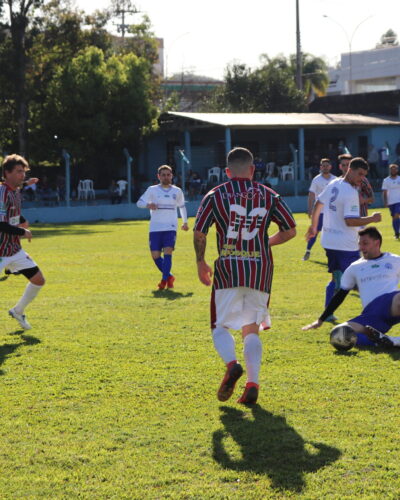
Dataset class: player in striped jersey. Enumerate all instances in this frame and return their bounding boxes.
[194,147,296,404]
[137,165,188,290]
[0,155,45,330]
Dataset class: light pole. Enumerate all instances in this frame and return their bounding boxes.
[165,32,190,79]
[295,0,302,90]
[323,15,373,94]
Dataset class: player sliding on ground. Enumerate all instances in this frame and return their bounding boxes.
[194,147,296,404]
[137,165,188,290]
[0,155,45,330]
[303,227,400,350]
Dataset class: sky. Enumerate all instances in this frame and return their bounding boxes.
[75,0,400,79]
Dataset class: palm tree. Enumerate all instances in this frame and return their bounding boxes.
[290,53,329,102]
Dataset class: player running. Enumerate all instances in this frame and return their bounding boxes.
[382,163,400,239]
[194,147,296,404]
[302,158,336,261]
[137,165,189,290]
[303,227,400,349]
[0,155,45,330]
[306,157,381,320]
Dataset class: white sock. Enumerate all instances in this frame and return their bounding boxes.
[212,326,237,364]
[14,283,43,314]
[388,335,400,347]
[244,333,262,384]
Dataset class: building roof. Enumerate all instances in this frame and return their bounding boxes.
[160,112,400,130]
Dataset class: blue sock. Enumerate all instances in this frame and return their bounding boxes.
[325,280,336,307]
[355,333,375,347]
[162,254,172,280]
[392,219,397,235]
[395,218,400,235]
[307,235,316,251]
[154,257,164,272]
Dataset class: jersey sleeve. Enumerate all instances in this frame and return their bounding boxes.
[316,182,331,205]
[340,265,356,291]
[381,178,388,191]
[309,178,318,194]
[176,188,186,208]
[136,186,153,208]
[193,192,215,235]
[343,188,360,218]
[271,195,296,230]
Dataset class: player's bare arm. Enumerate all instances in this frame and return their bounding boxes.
[306,200,323,240]
[21,229,32,241]
[345,212,382,226]
[269,227,296,246]
[193,230,213,286]
[302,319,323,331]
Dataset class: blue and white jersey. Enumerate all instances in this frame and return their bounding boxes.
[317,177,360,251]
[137,184,187,232]
[382,176,400,205]
[341,252,400,308]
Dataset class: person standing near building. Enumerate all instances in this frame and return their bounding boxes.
[0,154,45,330]
[382,163,400,239]
[193,147,296,405]
[302,158,336,261]
[306,157,381,320]
[137,165,188,290]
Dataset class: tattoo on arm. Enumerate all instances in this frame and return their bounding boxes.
[194,232,207,262]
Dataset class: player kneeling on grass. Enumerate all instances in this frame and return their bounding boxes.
[194,147,296,404]
[303,226,400,350]
[0,155,45,330]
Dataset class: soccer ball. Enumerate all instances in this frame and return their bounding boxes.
[330,324,357,351]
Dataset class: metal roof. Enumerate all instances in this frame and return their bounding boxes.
[161,112,400,129]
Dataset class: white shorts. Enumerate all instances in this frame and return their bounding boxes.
[0,249,38,273]
[213,287,271,331]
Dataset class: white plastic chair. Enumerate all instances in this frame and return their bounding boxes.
[77,179,96,200]
[208,167,221,184]
[279,165,295,181]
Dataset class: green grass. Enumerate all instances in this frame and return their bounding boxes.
[0,213,400,499]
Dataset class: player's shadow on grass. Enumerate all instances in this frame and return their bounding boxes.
[213,405,341,493]
[357,345,400,361]
[151,290,194,300]
[0,333,41,376]
[309,259,328,268]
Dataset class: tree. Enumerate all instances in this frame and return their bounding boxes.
[205,60,306,113]
[376,29,398,48]
[0,0,44,156]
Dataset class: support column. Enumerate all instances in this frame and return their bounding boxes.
[298,127,305,181]
[184,130,191,164]
[225,127,232,156]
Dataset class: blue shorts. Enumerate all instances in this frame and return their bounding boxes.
[325,249,360,273]
[349,291,400,334]
[316,213,323,232]
[149,231,176,252]
[389,203,400,217]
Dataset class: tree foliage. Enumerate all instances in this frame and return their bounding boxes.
[204,53,328,112]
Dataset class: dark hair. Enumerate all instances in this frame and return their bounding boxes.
[320,158,331,165]
[349,157,369,171]
[2,154,29,180]
[227,147,253,167]
[358,226,382,245]
[158,165,173,174]
[338,153,352,163]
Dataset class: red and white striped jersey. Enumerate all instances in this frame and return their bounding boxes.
[0,183,22,257]
[194,178,296,293]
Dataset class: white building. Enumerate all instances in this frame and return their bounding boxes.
[327,45,400,95]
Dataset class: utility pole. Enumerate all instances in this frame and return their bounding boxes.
[295,0,302,90]
[114,1,140,39]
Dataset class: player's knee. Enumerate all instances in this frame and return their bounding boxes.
[31,272,45,286]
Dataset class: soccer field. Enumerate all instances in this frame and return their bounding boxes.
[0,213,399,499]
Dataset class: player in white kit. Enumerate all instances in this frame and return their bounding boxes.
[302,158,336,261]
[382,163,400,239]
[303,227,400,349]
[137,165,188,289]
[306,157,381,319]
